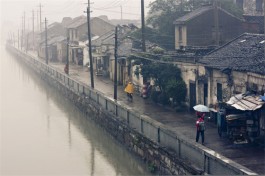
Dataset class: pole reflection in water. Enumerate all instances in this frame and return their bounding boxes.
[0,44,151,176]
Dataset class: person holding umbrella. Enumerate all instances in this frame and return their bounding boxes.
[193,105,209,145]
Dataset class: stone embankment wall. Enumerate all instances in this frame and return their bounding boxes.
[6,44,256,175]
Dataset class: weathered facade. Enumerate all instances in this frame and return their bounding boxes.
[235,0,264,15]
[91,25,138,85]
[39,36,66,62]
[174,5,243,49]
[57,39,67,63]
[39,22,66,41]
[67,16,114,66]
[199,33,265,106]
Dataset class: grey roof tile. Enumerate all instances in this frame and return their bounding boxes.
[67,16,87,29]
[199,33,265,75]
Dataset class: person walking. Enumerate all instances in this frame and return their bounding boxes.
[124,82,134,101]
[196,111,205,145]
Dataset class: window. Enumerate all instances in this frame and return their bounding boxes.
[179,26,182,42]
[256,0,263,11]
[217,83,222,102]
[75,30,77,39]
[236,0,243,10]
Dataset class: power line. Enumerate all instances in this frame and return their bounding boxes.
[91,7,140,17]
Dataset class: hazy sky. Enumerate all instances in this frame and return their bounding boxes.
[0,0,154,41]
[0,0,153,33]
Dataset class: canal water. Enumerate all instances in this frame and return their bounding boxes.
[0,44,151,175]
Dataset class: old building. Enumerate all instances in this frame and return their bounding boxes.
[39,36,66,62]
[39,22,65,40]
[235,0,264,16]
[66,16,114,65]
[91,25,138,85]
[243,15,264,34]
[174,5,243,49]
[199,33,265,107]
[237,0,265,34]
[57,37,67,63]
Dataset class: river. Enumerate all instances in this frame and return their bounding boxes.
[0,44,151,175]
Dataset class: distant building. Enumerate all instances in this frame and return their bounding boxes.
[243,15,264,34]
[174,5,243,50]
[91,24,140,85]
[39,22,65,40]
[39,36,66,62]
[235,0,264,15]
[66,16,114,65]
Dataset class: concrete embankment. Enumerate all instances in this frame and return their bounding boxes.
[6,44,257,175]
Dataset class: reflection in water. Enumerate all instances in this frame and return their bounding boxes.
[0,45,151,175]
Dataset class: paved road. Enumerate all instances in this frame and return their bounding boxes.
[28,52,265,174]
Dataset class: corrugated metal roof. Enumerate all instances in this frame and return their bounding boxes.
[226,93,265,111]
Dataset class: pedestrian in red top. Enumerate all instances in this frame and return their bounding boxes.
[196,112,205,145]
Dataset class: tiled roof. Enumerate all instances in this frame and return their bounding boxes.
[174,5,242,25]
[174,6,212,24]
[91,30,114,47]
[67,16,87,29]
[199,33,265,75]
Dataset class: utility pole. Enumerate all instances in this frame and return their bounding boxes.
[141,0,146,52]
[26,33,29,53]
[180,0,183,13]
[66,35,69,75]
[26,18,30,52]
[45,17,48,65]
[39,3,42,33]
[214,0,220,46]
[114,26,118,100]
[86,0,94,88]
[36,10,39,32]
[21,16,23,50]
[32,10,35,51]
[23,12,26,50]
[17,30,19,48]
[13,32,15,46]
[120,5,123,23]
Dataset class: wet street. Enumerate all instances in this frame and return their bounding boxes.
[0,44,151,175]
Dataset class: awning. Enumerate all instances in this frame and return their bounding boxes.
[226,93,265,111]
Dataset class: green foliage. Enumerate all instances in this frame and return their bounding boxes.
[148,162,156,173]
[158,92,169,105]
[151,46,165,54]
[141,63,181,91]
[165,79,187,105]
[141,63,186,105]
[129,27,172,50]
[219,0,243,18]
[150,89,160,103]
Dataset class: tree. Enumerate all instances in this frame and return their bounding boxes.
[141,63,181,91]
[165,79,187,105]
[146,0,243,50]
[140,62,187,105]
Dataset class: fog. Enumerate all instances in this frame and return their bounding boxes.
[0,0,154,41]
